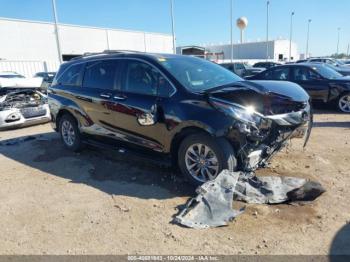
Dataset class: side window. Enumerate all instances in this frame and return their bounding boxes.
[125,61,174,97]
[235,63,244,70]
[293,67,320,81]
[57,63,83,86]
[263,68,289,80]
[158,74,175,97]
[83,60,119,90]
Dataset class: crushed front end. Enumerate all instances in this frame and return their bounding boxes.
[207,80,313,172]
[0,88,51,129]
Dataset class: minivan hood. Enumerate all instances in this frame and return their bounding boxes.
[207,80,309,115]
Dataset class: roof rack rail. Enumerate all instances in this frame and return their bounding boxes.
[102,49,144,54]
[70,50,144,61]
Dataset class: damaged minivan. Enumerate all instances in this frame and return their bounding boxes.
[49,52,312,186]
[0,88,51,129]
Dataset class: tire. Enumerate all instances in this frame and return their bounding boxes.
[59,114,83,152]
[178,133,237,186]
[336,92,350,113]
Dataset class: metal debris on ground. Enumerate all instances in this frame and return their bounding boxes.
[174,170,244,229]
[175,170,325,229]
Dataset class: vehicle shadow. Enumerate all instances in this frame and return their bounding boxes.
[329,224,350,261]
[0,133,195,200]
[313,121,350,128]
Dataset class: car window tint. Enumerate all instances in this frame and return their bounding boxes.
[264,68,289,80]
[83,60,119,90]
[293,67,319,81]
[158,74,175,97]
[236,63,245,70]
[125,61,158,96]
[58,63,83,86]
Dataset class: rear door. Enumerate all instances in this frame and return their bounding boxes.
[107,59,175,152]
[290,66,329,101]
[75,59,124,136]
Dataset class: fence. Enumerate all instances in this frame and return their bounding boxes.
[0,60,60,77]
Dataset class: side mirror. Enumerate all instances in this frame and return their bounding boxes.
[137,112,157,126]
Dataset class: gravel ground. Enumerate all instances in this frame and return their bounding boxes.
[0,110,349,255]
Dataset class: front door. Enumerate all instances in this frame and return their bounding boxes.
[291,67,329,102]
[107,59,173,152]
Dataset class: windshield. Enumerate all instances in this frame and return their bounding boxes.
[158,56,242,92]
[311,64,343,79]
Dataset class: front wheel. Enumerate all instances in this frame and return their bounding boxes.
[337,93,350,113]
[178,133,237,186]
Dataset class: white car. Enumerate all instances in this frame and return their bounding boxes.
[0,71,43,88]
[0,87,51,129]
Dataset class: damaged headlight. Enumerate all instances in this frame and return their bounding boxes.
[210,98,264,127]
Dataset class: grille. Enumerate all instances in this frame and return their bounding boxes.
[20,106,47,119]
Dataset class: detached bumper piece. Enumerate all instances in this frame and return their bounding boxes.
[175,170,325,229]
[174,170,244,229]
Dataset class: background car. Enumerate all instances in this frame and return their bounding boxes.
[0,71,43,88]
[220,62,264,77]
[253,61,281,70]
[247,63,350,113]
[34,72,56,88]
[307,57,349,67]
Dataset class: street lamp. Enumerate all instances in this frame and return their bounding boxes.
[266,0,270,61]
[336,27,341,55]
[51,0,62,64]
[170,0,176,54]
[305,19,311,58]
[230,0,234,63]
[289,11,295,62]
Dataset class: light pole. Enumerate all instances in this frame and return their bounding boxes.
[289,11,295,62]
[336,27,341,55]
[51,0,62,64]
[170,0,176,54]
[266,0,270,61]
[305,19,311,58]
[230,0,233,63]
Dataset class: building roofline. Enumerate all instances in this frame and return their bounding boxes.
[0,16,172,37]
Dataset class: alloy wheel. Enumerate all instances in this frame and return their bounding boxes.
[339,94,350,113]
[185,143,219,183]
[61,120,76,146]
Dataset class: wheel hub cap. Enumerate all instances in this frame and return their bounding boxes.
[61,120,75,146]
[339,95,350,113]
[185,143,219,183]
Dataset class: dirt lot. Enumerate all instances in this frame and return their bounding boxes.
[0,110,349,255]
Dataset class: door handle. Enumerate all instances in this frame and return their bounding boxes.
[113,95,126,100]
[100,93,112,99]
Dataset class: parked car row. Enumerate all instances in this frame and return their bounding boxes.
[246,63,350,113]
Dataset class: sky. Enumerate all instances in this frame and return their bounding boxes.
[0,0,349,56]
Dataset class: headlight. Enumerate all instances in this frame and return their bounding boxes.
[210,98,263,126]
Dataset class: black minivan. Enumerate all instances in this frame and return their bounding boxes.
[49,51,312,186]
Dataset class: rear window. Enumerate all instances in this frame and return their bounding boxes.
[56,63,83,86]
[83,60,119,90]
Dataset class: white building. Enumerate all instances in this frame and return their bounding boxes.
[178,39,299,63]
[0,17,174,76]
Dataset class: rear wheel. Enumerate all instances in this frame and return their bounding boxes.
[178,133,237,186]
[337,93,350,113]
[59,114,82,152]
